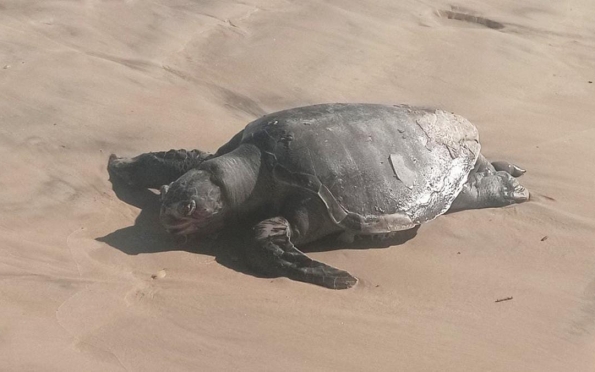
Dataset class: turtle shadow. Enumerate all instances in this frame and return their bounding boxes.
[97,180,178,255]
[97,178,254,275]
[98,178,420,279]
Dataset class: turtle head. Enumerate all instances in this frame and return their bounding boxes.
[159,169,226,236]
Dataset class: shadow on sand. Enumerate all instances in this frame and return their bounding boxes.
[97,178,420,280]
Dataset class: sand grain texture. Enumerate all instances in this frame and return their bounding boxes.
[1,0,594,371]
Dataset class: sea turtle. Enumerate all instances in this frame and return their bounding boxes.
[108,103,529,289]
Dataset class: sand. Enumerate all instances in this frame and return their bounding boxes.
[1,0,594,371]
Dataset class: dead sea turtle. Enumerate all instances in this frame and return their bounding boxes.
[108,103,528,289]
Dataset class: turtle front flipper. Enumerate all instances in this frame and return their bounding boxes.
[247,217,358,290]
[108,149,212,189]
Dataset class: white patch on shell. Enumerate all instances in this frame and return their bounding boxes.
[408,110,480,222]
[389,153,416,189]
[357,109,481,232]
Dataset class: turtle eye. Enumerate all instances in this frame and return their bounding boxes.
[160,183,171,201]
[181,200,196,216]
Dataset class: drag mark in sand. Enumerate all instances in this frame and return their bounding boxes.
[436,9,505,30]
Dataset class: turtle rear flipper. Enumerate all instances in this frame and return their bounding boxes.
[450,170,529,211]
[248,217,357,290]
[491,161,526,177]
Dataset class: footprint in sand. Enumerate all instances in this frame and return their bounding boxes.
[151,269,167,280]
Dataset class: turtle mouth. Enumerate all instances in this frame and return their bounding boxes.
[162,214,208,236]
[165,220,200,235]
[161,211,224,236]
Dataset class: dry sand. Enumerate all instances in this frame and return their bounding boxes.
[1,0,595,371]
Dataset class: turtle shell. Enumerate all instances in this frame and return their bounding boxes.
[241,104,480,233]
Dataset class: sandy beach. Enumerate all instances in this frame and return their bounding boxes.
[1,0,594,371]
